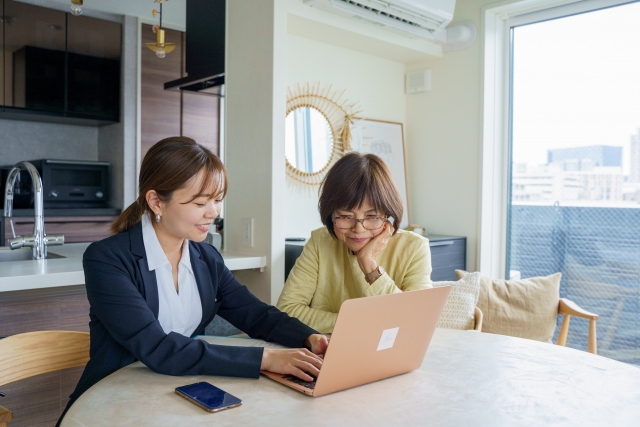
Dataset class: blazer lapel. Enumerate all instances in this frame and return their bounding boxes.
[190,242,216,334]
[130,222,160,318]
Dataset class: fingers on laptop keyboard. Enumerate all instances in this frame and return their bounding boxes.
[283,374,317,389]
[293,364,318,382]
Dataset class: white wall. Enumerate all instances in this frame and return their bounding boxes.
[225,0,288,304]
[404,0,519,272]
[284,34,407,238]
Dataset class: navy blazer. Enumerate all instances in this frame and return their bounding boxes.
[60,222,316,422]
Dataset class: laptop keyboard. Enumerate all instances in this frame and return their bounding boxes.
[282,374,317,389]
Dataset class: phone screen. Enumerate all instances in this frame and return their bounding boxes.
[175,382,242,411]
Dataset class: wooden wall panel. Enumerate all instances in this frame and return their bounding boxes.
[182,92,220,155]
[1,372,61,427]
[141,24,221,160]
[4,216,118,246]
[0,286,89,427]
[141,24,183,160]
[0,298,60,336]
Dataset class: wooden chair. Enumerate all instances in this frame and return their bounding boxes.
[0,331,90,427]
[556,298,599,354]
[476,298,599,354]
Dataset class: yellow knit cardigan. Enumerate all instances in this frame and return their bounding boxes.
[276,227,433,334]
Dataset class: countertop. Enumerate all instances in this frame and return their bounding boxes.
[0,243,267,293]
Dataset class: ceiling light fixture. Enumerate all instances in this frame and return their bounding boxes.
[145,0,176,59]
[70,0,83,16]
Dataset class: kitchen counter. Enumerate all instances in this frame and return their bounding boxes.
[0,243,267,293]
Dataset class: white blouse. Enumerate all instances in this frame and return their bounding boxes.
[141,213,203,337]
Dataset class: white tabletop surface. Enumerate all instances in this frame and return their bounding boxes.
[61,328,640,427]
[0,243,267,293]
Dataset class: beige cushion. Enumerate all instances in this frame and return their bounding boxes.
[433,272,481,330]
[456,270,561,343]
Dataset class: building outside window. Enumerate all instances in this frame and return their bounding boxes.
[506,0,640,364]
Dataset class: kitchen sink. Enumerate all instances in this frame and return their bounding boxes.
[0,247,65,262]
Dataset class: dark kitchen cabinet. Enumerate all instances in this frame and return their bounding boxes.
[66,13,121,120]
[429,235,467,281]
[3,0,66,111]
[0,0,121,124]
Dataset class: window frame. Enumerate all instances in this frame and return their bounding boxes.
[479,0,638,278]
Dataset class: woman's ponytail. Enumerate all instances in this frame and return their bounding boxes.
[110,199,146,235]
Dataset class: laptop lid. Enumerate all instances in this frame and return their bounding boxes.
[312,285,451,397]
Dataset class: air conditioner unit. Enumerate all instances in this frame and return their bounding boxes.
[303,0,456,40]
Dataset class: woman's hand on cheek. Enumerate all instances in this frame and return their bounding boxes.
[356,221,392,275]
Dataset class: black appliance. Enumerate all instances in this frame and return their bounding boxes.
[1,160,109,209]
[164,0,225,96]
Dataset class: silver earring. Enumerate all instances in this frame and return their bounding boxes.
[155,214,161,223]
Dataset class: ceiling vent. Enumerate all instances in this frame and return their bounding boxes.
[303,0,456,40]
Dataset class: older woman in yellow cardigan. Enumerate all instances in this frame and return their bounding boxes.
[277,152,433,334]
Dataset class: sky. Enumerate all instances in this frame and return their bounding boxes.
[511,0,640,174]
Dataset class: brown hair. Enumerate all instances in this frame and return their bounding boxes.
[110,136,227,234]
[318,152,403,239]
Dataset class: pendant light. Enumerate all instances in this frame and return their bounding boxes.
[145,0,176,59]
[70,0,82,16]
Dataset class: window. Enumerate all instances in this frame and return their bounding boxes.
[505,1,640,363]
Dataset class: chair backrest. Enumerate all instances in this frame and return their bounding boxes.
[285,243,305,281]
[0,331,90,387]
[474,306,483,332]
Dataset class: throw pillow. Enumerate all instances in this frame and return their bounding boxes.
[433,272,481,330]
[455,270,561,343]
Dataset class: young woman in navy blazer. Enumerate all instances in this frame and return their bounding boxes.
[59,137,328,424]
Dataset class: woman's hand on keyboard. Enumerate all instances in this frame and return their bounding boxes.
[305,334,329,357]
[261,348,323,382]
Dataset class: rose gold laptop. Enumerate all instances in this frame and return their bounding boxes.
[262,286,451,397]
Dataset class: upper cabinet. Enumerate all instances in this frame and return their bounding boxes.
[0,0,121,125]
[66,14,121,120]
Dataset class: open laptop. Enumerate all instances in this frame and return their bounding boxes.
[262,285,451,397]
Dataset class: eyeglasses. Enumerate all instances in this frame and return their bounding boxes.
[332,214,387,230]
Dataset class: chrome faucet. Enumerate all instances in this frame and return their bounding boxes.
[3,161,64,260]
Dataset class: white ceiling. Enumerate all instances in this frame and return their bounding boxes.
[15,0,187,30]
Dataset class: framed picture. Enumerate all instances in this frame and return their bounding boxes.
[350,119,410,229]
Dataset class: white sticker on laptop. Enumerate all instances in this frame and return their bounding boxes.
[377,327,399,351]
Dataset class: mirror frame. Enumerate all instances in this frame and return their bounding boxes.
[285,83,360,188]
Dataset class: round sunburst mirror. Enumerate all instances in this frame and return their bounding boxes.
[285,106,333,174]
[285,83,360,188]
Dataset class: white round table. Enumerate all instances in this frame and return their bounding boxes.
[61,329,640,426]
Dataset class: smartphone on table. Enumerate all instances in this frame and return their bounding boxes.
[175,382,242,413]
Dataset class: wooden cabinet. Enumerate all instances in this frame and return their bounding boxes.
[3,216,117,246]
[429,235,467,281]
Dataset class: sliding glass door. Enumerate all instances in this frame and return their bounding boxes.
[507,1,640,363]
